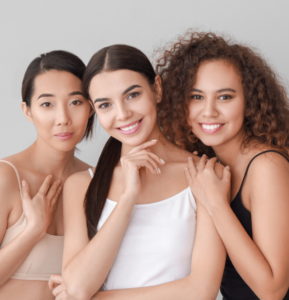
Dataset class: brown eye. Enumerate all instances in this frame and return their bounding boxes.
[128,92,140,99]
[219,95,232,100]
[70,100,82,106]
[99,102,111,109]
[41,102,52,107]
[191,95,203,100]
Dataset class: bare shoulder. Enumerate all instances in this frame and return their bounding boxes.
[248,151,289,184]
[64,169,92,205]
[0,161,23,223]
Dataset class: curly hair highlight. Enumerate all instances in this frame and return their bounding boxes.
[156,31,289,158]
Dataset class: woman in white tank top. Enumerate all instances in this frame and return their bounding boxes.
[50,45,227,300]
[0,51,94,300]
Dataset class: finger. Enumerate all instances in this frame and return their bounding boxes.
[197,154,207,172]
[185,167,193,186]
[129,150,165,166]
[205,157,218,170]
[21,180,31,201]
[55,290,68,300]
[46,179,62,201]
[223,166,231,183]
[52,283,67,297]
[51,186,62,209]
[48,274,63,290]
[38,175,53,196]
[128,140,158,154]
[193,151,198,155]
[188,156,197,177]
[130,157,160,174]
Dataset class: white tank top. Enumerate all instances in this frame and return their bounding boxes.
[89,169,197,290]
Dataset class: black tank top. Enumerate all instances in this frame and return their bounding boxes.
[220,150,289,300]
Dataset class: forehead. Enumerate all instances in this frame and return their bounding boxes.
[33,70,82,96]
[89,69,149,96]
[194,60,242,89]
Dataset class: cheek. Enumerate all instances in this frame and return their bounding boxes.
[187,102,200,126]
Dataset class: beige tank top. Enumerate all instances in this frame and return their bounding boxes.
[0,160,64,281]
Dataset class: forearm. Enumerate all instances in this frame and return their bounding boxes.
[63,199,135,300]
[210,203,287,299]
[0,227,41,286]
[91,275,219,300]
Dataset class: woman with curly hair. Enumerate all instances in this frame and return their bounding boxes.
[157,31,289,300]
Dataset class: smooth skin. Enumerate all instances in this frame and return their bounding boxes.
[186,60,289,300]
[0,70,92,300]
[50,70,227,300]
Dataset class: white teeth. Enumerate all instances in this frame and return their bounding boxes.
[202,124,222,130]
[119,121,140,131]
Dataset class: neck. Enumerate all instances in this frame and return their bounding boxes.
[212,128,245,170]
[25,137,76,179]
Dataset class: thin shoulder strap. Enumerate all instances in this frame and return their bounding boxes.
[0,160,23,199]
[88,168,94,178]
[239,150,289,193]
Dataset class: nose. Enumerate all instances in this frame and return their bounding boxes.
[55,104,71,126]
[115,102,132,121]
[202,97,218,118]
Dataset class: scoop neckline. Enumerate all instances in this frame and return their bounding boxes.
[107,186,191,207]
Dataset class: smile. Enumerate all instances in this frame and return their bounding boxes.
[116,119,143,135]
[199,123,224,133]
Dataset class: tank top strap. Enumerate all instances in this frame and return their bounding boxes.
[88,168,94,178]
[238,150,289,193]
[0,160,23,200]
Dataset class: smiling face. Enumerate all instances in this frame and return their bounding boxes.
[23,70,92,152]
[89,69,161,147]
[187,60,245,150]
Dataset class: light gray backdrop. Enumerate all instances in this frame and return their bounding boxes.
[1,1,288,299]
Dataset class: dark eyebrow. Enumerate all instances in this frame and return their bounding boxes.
[69,91,85,97]
[37,93,54,100]
[217,88,236,93]
[190,88,236,93]
[122,85,141,95]
[93,85,141,104]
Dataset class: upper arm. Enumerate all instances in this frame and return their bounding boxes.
[249,153,289,282]
[189,201,226,296]
[62,171,91,271]
[0,164,22,244]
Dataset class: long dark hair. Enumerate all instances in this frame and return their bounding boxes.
[83,45,156,239]
[22,50,95,139]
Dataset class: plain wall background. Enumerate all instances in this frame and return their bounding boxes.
[0,1,288,298]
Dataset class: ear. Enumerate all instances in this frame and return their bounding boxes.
[21,102,34,124]
[154,75,162,103]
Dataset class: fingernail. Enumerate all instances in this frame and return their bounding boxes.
[160,159,165,164]
[188,156,192,160]
[226,166,230,170]
[158,168,161,174]
[185,167,188,171]
[22,180,26,187]
[151,139,157,142]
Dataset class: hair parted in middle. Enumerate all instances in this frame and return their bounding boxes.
[156,31,289,158]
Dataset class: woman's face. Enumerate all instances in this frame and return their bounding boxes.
[89,69,160,147]
[24,70,91,152]
[187,60,245,149]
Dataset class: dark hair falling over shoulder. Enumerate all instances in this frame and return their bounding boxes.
[22,50,95,139]
[83,45,156,239]
[156,31,289,158]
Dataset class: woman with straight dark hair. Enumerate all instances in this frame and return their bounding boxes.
[0,50,94,300]
[157,31,289,300]
[50,44,228,300]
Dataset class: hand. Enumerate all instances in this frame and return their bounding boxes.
[185,155,231,214]
[49,274,77,300]
[21,176,62,238]
[120,140,165,199]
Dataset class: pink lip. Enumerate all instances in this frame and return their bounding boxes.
[116,119,143,135]
[55,132,74,140]
[199,123,224,134]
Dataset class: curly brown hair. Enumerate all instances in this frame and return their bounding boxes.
[156,31,289,158]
